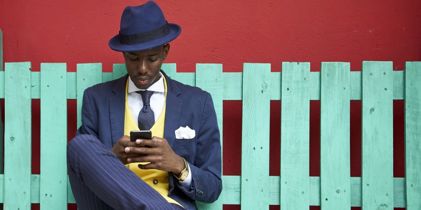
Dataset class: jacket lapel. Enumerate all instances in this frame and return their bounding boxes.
[109,76,127,145]
[108,73,181,146]
[163,72,182,147]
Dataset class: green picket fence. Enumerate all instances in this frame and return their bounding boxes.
[0,61,420,210]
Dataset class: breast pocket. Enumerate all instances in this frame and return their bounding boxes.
[172,138,197,163]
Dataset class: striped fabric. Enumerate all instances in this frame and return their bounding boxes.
[67,134,183,210]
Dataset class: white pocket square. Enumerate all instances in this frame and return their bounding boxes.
[175,126,196,139]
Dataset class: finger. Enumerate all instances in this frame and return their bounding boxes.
[126,141,138,148]
[123,146,143,155]
[138,162,161,170]
[123,140,135,148]
[129,155,163,163]
[133,136,162,143]
[135,139,154,147]
[136,138,163,148]
[118,136,135,147]
[116,153,128,163]
[125,146,160,156]
[126,154,157,164]
[124,152,143,158]
[119,135,130,142]
[116,145,129,154]
[125,146,146,155]
[126,157,149,164]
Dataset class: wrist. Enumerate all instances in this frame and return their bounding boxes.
[174,157,189,182]
[173,156,185,174]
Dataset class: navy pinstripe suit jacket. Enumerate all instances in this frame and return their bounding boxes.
[77,71,222,210]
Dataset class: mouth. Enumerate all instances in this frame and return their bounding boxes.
[131,73,160,89]
[138,78,149,85]
[133,76,151,88]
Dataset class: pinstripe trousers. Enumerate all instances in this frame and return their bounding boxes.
[67,134,184,210]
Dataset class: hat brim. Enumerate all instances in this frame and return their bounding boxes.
[108,23,181,52]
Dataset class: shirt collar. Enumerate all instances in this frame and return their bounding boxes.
[128,72,165,93]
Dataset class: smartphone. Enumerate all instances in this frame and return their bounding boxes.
[130,130,152,142]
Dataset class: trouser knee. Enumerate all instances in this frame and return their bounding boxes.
[67,134,98,170]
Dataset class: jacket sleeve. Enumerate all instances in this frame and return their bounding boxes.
[174,92,222,202]
[77,88,99,138]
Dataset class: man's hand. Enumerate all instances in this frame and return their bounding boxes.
[125,137,185,174]
[111,136,137,164]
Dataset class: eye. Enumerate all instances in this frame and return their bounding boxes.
[125,53,139,61]
[148,56,159,62]
[128,56,139,61]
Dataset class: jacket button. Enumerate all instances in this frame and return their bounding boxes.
[153,179,159,185]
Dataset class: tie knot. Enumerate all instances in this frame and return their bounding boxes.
[137,91,153,106]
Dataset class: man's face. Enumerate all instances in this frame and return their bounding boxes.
[123,44,169,89]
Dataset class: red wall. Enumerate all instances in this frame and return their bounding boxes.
[1,0,420,209]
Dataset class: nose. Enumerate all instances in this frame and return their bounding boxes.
[137,59,148,75]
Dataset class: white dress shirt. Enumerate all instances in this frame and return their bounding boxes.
[127,73,192,186]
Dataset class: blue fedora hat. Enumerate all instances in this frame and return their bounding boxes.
[109,1,181,52]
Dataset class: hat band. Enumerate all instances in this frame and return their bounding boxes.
[118,24,170,45]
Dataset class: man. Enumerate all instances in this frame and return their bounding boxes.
[67,2,222,210]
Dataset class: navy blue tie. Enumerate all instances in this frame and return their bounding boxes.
[137,91,155,130]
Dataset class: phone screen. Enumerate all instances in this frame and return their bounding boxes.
[130,130,152,142]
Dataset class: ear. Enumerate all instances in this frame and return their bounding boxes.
[162,44,170,59]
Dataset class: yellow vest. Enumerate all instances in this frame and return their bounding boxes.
[124,76,180,206]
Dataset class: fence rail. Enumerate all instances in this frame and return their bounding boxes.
[1,61,420,210]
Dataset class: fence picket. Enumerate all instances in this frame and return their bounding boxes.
[405,62,421,210]
[4,62,32,209]
[362,61,394,210]
[320,62,351,210]
[40,63,68,210]
[241,64,271,209]
[196,64,224,210]
[76,63,102,128]
[280,62,310,210]
[112,64,127,80]
[162,63,177,79]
